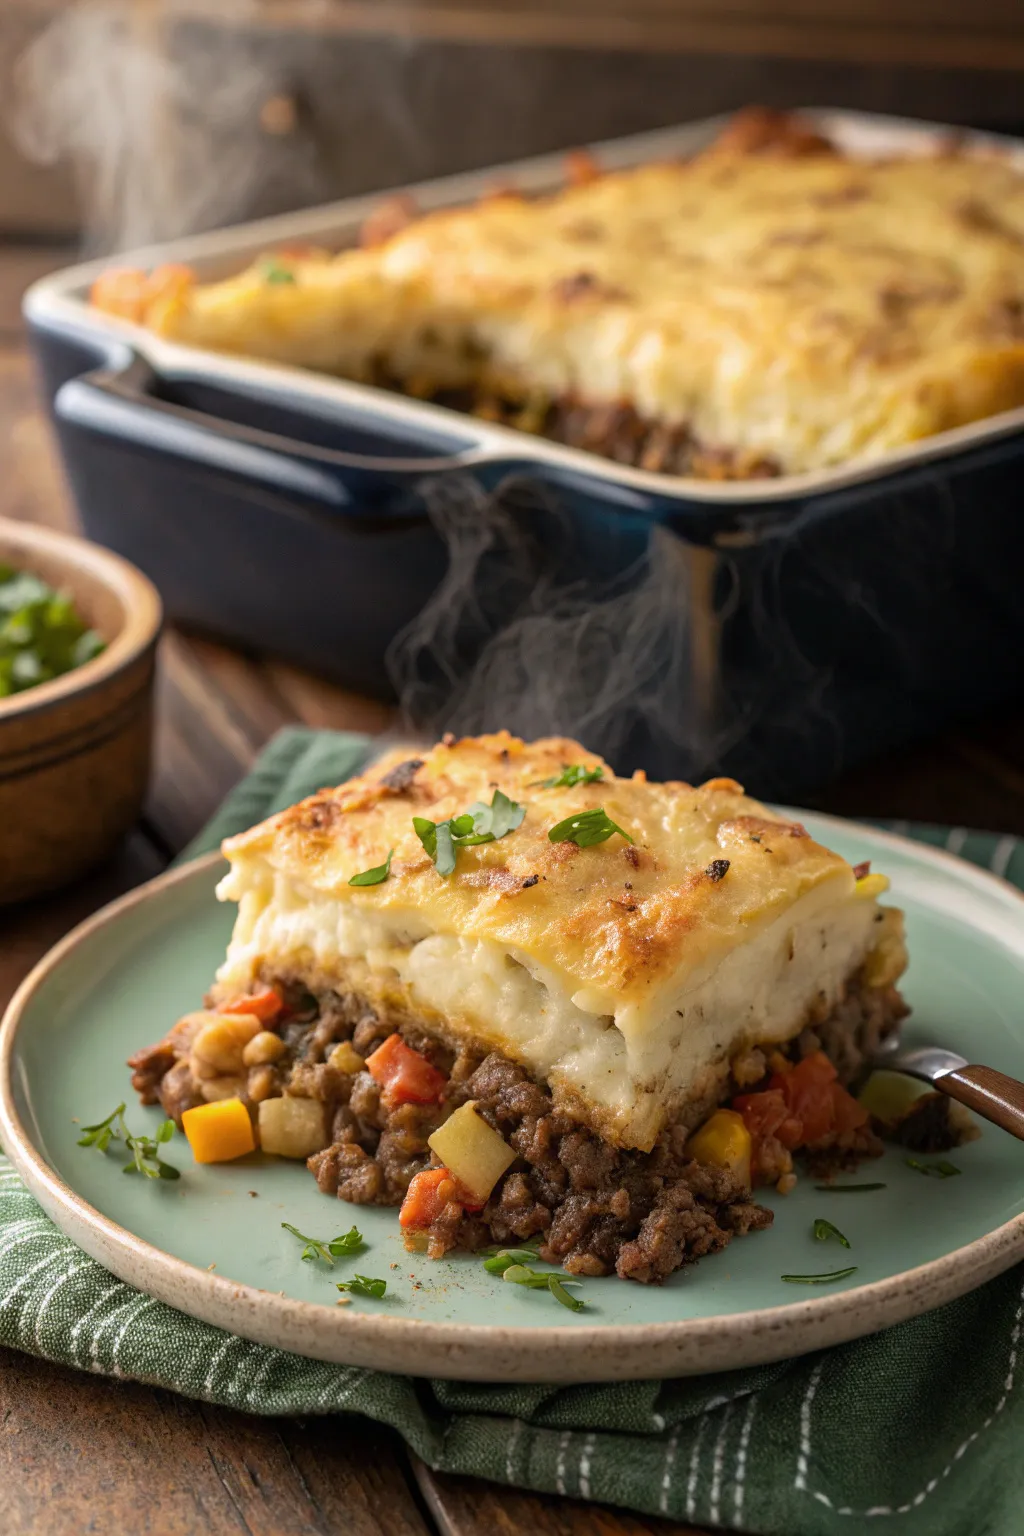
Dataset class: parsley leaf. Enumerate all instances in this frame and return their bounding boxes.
[906,1158,961,1179]
[282,1223,365,1265]
[812,1217,851,1248]
[336,1274,388,1299]
[260,259,296,285]
[548,807,633,848]
[482,1247,541,1274]
[348,850,393,887]
[532,764,604,789]
[414,790,525,877]
[78,1103,179,1181]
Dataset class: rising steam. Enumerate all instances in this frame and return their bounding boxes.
[9,0,324,252]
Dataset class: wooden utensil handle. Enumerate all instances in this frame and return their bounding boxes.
[938,1066,1024,1142]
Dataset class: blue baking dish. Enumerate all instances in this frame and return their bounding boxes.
[23,110,1024,799]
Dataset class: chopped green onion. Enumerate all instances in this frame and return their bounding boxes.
[348,850,393,887]
[336,1275,387,1299]
[812,1218,851,1248]
[781,1267,858,1285]
[906,1158,961,1179]
[548,1277,586,1312]
[548,807,633,848]
[482,1247,541,1274]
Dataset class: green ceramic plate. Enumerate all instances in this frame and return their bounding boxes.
[3,814,1024,1382]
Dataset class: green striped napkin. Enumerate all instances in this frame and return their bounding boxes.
[3,727,1024,1536]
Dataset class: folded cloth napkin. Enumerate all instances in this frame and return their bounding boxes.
[3,727,1024,1536]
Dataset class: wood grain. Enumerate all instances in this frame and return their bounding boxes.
[414,1461,706,1536]
[0,1346,432,1536]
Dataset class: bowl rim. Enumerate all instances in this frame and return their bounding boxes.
[0,517,162,723]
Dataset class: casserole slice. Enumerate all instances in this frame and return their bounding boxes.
[128,733,909,1282]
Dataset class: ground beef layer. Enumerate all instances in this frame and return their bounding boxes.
[129,975,907,1284]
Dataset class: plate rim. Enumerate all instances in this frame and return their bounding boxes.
[3,817,1024,1384]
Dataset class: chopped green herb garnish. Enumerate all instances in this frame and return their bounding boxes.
[260,259,296,285]
[548,807,633,848]
[532,764,604,790]
[483,1247,541,1274]
[0,568,105,699]
[77,1104,179,1180]
[813,1183,886,1193]
[548,1277,586,1313]
[813,1217,851,1248]
[906,1158,961,1179]
[414,790,526,877]
[493,1257,586,1311]
[781,1267,858,1285]
[336,1275,388,1299]
[348,850,393,887]
[281,1223,365,1265]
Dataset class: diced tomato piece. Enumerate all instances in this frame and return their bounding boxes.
[365,1033,447,1107]
[217,988,284,1025]
[734,1088,798,1145]
[828,1080,870,1136]
[768,1051,839,1145]
[399,1165,479,1229]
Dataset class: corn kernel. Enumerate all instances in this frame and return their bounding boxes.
[854,872,891,899]
[328,1041,365,1074]
[243,1030,287,1066]
[685,1108,752,1191]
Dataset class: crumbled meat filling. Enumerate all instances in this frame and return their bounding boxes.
[128,972,913,1283]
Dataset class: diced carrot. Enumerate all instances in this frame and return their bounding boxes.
[400,1167,457,1229]
[828,1080,870,1136]
[365,1033,446,1107]
[217,988,284,1025]
[89,262,193,323]
[181,1098,255,1164]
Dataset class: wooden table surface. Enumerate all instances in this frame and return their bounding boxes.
[3,245,1024,1536]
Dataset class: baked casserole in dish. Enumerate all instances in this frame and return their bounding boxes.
[91,107,1024,480]
[128,732,916,1284]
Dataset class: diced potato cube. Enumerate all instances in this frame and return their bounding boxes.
[182,1097,255,1164]
[857,1069,929,1128]
[328,1041,364,1074]
[427,1101,516,1205]
[258,1095,328,1159]
[685,1108,752,1191]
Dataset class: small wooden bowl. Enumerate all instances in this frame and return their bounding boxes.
[0,519,161,905]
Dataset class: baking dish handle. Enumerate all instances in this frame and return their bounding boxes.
[53,354,493,520]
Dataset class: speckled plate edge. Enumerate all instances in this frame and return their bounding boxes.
[3,819,1024,1383]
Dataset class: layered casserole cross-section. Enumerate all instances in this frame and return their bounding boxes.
[93,108,1024,479]
[129,734,910,1283]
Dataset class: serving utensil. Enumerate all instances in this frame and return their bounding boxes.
[869,1037,1024,1142]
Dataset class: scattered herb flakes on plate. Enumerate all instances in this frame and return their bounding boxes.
[781,1267,858,1285]
[0,566,104,699]
[906,1157,961,1179]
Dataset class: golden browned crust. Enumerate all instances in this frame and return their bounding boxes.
[90,108,1024,477]
[222,731,856,1012]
